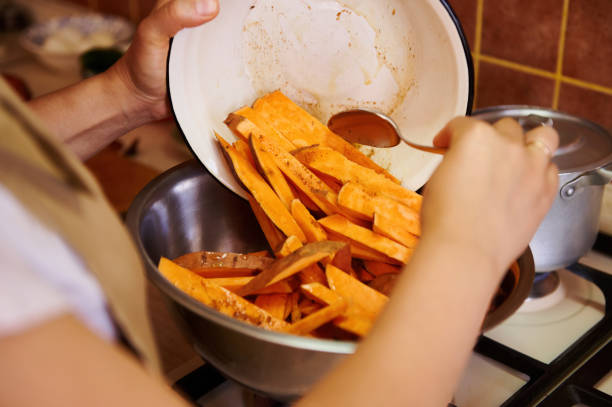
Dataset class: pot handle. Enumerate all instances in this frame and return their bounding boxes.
[560,163,612,200]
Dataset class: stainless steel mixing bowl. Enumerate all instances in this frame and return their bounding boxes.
[125,160,534,401]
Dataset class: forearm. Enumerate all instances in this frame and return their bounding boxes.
[27,69,155,160]
[297,239,503,407]
[0,314,190,407]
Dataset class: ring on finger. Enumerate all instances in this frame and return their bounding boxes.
[526,138,553,159]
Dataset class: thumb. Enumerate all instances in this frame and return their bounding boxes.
[141,0,219,46]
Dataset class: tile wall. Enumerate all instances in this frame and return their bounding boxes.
[448,0,612,130]
[67,0,612,130]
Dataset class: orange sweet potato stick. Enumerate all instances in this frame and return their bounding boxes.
[319,214,413,264]
[217,133,307,243]
[158,257,288,331]
[251,90,399,183]
[294,145,422,211]
[236,241,346,296]
[286,298,348,335]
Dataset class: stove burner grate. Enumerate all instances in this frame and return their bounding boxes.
[475,263,612,407]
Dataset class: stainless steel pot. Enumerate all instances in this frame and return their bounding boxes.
[473,106,612,271]
[126,160,534,400]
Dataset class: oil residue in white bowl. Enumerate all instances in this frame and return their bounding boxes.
[242,0,415,122]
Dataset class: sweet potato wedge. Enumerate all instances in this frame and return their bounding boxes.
[286,299,347,335]
[250,131,339,215]
[324,230,400,264]
[250,133,296,209]
[247,194,286,252]
[298,298,323,315]
[233,139,256,168]
[255,294,290,320]
[338,183,422,237]
[275,234,327,285]
[217,133,306,243]
[326,264,388,316]
[362,260,402,277]
[290,199,327,243]
[158,257,288,331]
[173,250,274,272]
[228,106,296,152]
[373,211,420,248]
[276,235,303,258]
[191,268,258,278]
[236,241,347,296]
[319,214,413,264]
[294,146,422,211]
[252,91,399,183]
[368,274,399,296]
[301,282,376,336]
[207,277,295,295]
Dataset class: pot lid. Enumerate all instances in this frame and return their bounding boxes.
[472,106,612,174]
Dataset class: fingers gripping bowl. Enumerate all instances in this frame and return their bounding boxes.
[126,161,535,400]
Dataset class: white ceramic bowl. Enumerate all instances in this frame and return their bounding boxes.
[168,0,473,197]
[20,14,134,72]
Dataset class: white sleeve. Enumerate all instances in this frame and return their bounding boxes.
[0,185,116,341]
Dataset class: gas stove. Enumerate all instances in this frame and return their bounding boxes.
[171,235,612,407]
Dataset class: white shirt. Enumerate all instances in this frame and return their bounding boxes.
[0,184,115,340]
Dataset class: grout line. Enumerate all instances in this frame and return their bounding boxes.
[560,76,612,96]
[552,0,570,109]
[478,53,612,96]
[479,54,557,80]
[477,54,612,97]
[472,0,485,108]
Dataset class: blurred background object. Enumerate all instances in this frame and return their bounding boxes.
[0,0,32,32]
[19,13,132,71]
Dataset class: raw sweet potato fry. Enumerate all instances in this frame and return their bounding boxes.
[355,263,375,283]
[338,183,422,237]
[255,294,290,320]
[319,214,414,264]
[362,260,402,277]
[275,235,304,258]
[324,230,401,264]
[294,145,422,211]
[236,241,346,296]
[247,194,285,252]
[368,274,399,296]
[250,132,339,215]
[290,291,301,323]
[301,282,375,337]
[233,139,256,168]
[217,133,307,243]
[251,91,399,183]
[326,264,388,316]
[373,211,420,248]
[192,268,257,278]
[290,199,327,243]
[298,298,323,315]
[228,106,296,152]
[286,298,347,335]
[173,250,274,272]
[247,250,271,257]
[275,234,327,285]
[158,257,288,331]
[250,134,296,209]
[207,277,295,295]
